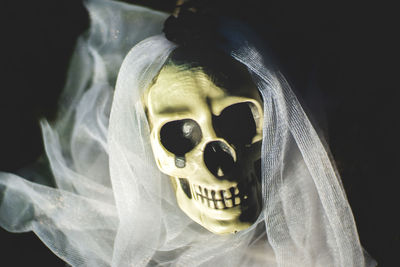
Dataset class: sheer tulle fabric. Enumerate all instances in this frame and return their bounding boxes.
[0,0,374,266]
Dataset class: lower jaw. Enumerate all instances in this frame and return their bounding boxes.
[176,191,260,234]
[172,172,262,234]
[199,214,253,234]
[193,183,261,223]
[189,203,253,234]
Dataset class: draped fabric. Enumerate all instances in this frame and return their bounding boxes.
[0,0,375,266]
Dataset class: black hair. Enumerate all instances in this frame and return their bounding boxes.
[166,46,254,92]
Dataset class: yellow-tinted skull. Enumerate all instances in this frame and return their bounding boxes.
[143,49,263,234]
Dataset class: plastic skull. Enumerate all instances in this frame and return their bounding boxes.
[143,48,263,234]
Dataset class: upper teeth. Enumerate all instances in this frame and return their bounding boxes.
[194,184,244,209]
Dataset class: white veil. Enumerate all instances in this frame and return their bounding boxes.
[0,0,375,266]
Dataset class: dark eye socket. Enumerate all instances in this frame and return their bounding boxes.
[213,103,257,145]
[160,119,202,156]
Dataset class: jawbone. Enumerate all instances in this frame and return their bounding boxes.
[172,174,261,234]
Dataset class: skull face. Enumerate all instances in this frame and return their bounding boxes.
[143,52,263,234]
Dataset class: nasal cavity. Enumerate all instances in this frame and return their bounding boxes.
[204,141,235,179]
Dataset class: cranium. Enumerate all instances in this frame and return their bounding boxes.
[143,48,263,234]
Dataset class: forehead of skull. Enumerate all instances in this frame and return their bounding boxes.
[146,65,223,115]
[144,48,259,119]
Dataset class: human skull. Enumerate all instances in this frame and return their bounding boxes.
[143,49,263,234]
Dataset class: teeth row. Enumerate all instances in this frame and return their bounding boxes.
[194,185,244,209]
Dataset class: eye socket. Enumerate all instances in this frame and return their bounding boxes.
[160,119,202,156]
[213,102,258,145]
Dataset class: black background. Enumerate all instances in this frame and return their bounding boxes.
[1,0,398,266]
